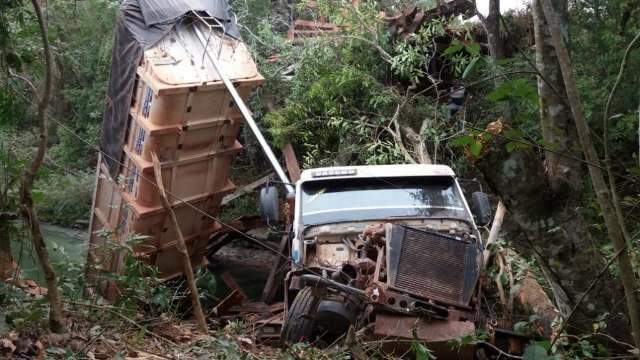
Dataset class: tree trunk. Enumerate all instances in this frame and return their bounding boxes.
[483,200,506,265]
[530,0,600,320]
[532,0,582,194]
[0,145,16,281]
[476,140,612,325]
[476,0,505,60]
[485,0,504,60]
[0,220,14,280]
[19,0,66,334]
[540,0,640,351]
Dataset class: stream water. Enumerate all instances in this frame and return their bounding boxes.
[11,223,268,299]
[11,223,88,285]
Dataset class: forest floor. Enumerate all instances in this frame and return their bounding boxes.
[0,307,285,359]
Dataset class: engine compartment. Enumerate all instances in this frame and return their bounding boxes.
[299,219,481,313]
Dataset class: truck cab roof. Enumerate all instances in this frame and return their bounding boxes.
[299,164,456,183]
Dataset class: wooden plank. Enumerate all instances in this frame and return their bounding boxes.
[261,226,290,302]
[213,289,245,316]
[221,173,274,205]
[220,271,248,301]
[282,143,301,183]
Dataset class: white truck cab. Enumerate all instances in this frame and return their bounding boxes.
[291,164,481,264]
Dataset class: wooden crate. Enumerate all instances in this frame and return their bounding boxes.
[121,138,242,207]
[125,112,243,163]
[88,160,235,283]
[87,23,264,292]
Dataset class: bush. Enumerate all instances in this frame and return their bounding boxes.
[34,169,94,226]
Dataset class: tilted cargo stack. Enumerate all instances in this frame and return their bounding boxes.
[86,2,263,297]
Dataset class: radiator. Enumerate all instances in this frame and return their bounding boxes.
[387,225,479,306]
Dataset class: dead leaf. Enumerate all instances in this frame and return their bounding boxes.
[486,118,504,135]
[0,338,16,353]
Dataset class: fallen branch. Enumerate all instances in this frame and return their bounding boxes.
[221,173,273,206]
[484,200,506,265]
[152,153,207,333]
[402,125,432,164]
[388,103,417,164]
[495,253,507,307]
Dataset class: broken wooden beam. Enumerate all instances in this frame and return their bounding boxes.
[282,143,301,183]
[221,173,274,206]
[220,271,248,302]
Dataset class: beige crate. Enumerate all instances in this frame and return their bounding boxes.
[131,74,259,126]
[88,162,234,279]
[126,113,242,163]
[120,141,240,208]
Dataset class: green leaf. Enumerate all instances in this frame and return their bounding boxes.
[462,57,481,79]
[503,128,525,139]
[450,135,473,146]
[523,344,550,360]
[514,321,530,334]
[470,141,483,157]
[465,43,481,56]
[486,83,511,102]
[443,41,464,56]
[32,190,44,203]
[37,165,51,178]
[411,328,436,360]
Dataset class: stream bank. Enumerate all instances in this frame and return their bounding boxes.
[10,223,274,300]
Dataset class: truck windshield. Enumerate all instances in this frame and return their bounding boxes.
[301,176,469,225]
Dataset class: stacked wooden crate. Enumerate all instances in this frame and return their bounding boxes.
[88,23,263,295]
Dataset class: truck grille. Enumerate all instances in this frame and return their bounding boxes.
[387,225,479,306]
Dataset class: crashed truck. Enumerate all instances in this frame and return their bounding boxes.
[261,165,497,356]
[87,0,522,357]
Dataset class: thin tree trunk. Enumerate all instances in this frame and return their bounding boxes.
[602,31,640,267]
[151,153,208,332]
[540,0,640,352]
[0,220,14,280]
[475,0,504,60]
[19,0,66,334]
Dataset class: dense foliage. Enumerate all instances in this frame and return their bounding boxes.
[1,0,640,357]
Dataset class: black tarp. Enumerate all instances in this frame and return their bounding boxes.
[100,0,239,177]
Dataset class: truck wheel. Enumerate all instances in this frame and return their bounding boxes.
[282,286,321,345]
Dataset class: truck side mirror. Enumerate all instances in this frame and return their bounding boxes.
[471,192,491,226]
[260,185,280,224]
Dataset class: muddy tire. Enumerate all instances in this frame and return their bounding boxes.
[282,286,320,345]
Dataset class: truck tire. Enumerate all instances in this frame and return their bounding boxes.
[282,287,320,345]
